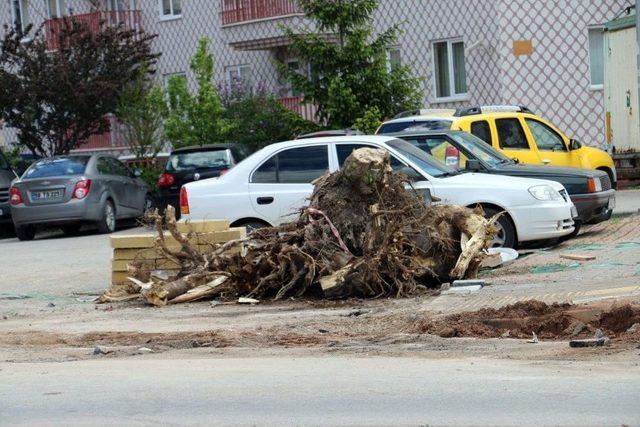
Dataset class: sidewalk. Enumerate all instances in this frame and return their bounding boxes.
[614,189,640,215]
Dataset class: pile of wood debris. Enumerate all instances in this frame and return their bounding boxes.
[100,148,496,306]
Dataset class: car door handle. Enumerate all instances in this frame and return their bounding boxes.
[257,197,274,205]
[542,159,551,165]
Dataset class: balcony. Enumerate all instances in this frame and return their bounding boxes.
[44,10,142,51]
[220,0,301,26]
[279,96,317,122]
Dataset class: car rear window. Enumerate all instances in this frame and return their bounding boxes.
[378,119,452,134]
[166,150,231,172]
[24,157,89,179]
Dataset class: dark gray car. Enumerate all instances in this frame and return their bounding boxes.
[10,154,152,240]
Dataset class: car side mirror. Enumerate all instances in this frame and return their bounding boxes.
[465,159,482,172]
[569,139,582,150]
[399,165,423,182]
[133,169,142,178]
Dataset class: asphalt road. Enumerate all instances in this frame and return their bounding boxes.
[2,356,639,426]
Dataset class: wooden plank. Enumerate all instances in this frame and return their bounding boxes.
[111,234,156,249]
[176,219,230,234]
[196,227,246,245]
[559,253,596,261]
[113,248,159,260]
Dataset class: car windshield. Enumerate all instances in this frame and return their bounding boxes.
[378,119,452,134]
[167,150,231,172]
[386,138,456,177]
[24,157,89,178]
[448,133,513,167]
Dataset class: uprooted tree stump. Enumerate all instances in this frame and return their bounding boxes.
[99,148,496,306]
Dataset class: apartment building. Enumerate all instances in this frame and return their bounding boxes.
[0,0,631,152]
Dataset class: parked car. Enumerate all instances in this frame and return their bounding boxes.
[392,129,615,230]
[0,149,18,235]
[377,105,617,186]
[180,136,577,248]
[296,129,364,139]
[10,154,152,240]
[157,144,251,218]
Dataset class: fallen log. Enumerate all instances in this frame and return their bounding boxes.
[100,148,496,305]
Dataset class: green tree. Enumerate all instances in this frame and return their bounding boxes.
[164,38,229,148]
[278,0,421,128]
[116,70,167,159]
[0,20,158,156]
[222,86,318,151]
[352,106,382,134]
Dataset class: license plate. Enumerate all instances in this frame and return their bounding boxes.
[608,197,616,210]
[32,190,62,200]
[570,205,578,218]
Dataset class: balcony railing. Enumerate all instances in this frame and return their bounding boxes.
[44,10,142,51]
[220,0,300,26]
[279,96,317,122]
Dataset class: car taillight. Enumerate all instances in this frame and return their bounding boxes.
[444,146,460,167]
[180,186,189,215]
[219,168,229,176]
[9,187,23,205]
[72,179,92,199]
[587,177,602,193]
[157,172,176,188]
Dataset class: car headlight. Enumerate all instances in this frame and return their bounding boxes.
[528,185,562,201]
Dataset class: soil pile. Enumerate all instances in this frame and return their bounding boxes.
[101,148,496,306]
[417,300,640,340]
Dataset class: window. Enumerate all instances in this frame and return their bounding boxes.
[160,0,181,19]
[25,157,90,178]
[386,47,401,72]
[470,121,492,145]
[252,146,329,184]
[97,158,112,175]
[46,0,66,18]
[525,119,567,151]
[11,0,29,33]
[588,27,604,88]
[285,59,307,97]
[106,157,131,177]
[106,0,137,11]
[496,118,529,149]
[433,39,467,99]
[225,64,252,87]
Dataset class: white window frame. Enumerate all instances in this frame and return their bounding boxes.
[158,0,181,21]
[10,0,29,33]
[587,26,604,91]
[431,38,469,103]
[45,0,66,19]
[285,58,309,97]
[105,0,137,11]
[386,46,401,73]
[225,64,252,86]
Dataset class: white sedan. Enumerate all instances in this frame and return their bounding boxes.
[180,136,577,248]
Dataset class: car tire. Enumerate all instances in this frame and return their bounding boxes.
[15,225,36,241]
[96,200,116,234]
[561,220,581,241]
[240,221,268,232]
[142,194,155,216]
[482,208,516,249]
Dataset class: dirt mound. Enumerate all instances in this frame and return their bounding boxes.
[417,300,640,340]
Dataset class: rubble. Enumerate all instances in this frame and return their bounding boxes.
[99,148,496,306]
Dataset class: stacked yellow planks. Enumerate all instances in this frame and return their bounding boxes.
[110,219,246,286]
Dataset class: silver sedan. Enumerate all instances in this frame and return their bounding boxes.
[9,154,152,240]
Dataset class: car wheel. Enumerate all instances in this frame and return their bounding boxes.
[97,200,116,234]
[62,224,82,236]
[561,220,581,241]
[241,221,268,232]
[15,225,36,241]
[483,208,516,249]
[143,194,155,216]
